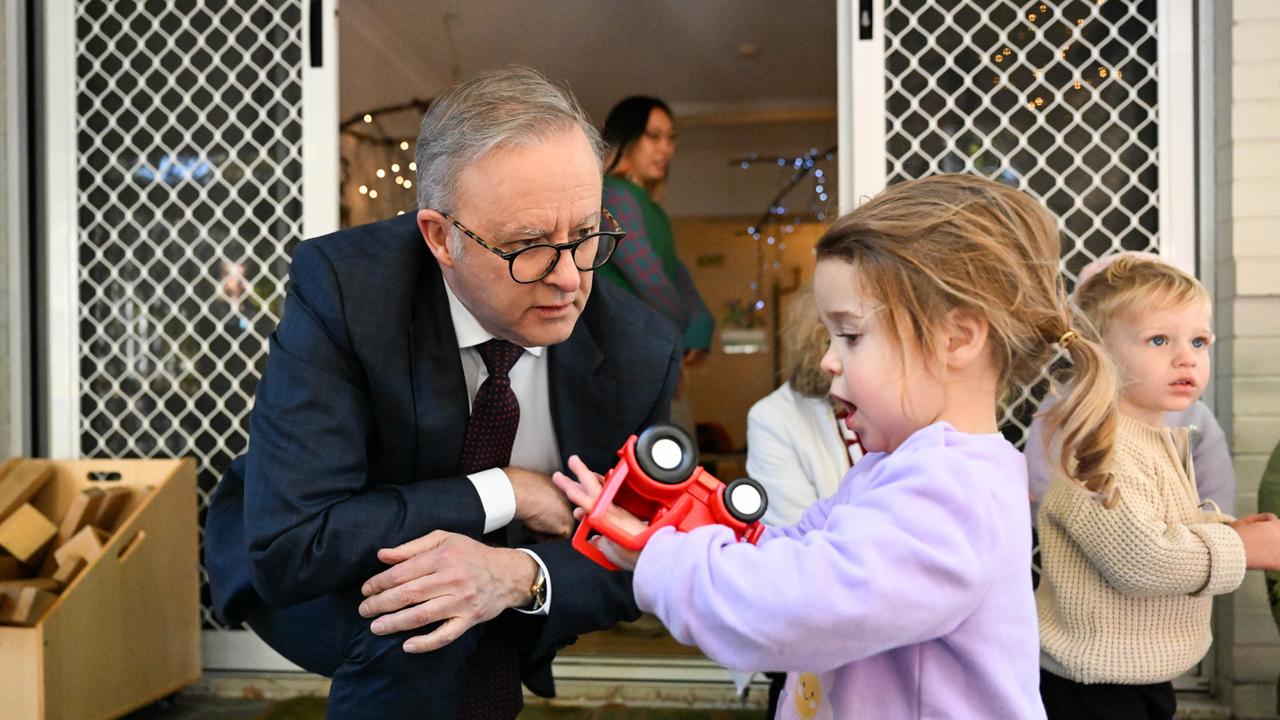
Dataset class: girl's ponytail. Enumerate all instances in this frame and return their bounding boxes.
[1044,319,1120,507]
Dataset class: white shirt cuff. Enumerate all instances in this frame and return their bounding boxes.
[514,548,551,616]
[468,468,516,534]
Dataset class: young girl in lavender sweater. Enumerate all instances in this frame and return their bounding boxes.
[555,174,1111,719]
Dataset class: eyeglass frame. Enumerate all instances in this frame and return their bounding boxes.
[433,208,627,284]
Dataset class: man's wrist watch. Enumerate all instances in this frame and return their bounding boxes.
[528,563,548,610]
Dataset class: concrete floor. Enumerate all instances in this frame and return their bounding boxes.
[122,695,272,719]
[120,692,1235,720]
[121,695,764,719]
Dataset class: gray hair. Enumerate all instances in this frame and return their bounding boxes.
[414,66,603,214]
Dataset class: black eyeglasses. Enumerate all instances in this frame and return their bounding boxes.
[435,209,627,284]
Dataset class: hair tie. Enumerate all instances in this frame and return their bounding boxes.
[1057,330,1078,349]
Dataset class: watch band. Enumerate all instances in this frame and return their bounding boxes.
[528,564,548,610]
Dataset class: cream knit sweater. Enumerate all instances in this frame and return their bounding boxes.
[1036,413,1246,684]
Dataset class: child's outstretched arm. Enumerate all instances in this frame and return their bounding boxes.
[553,455,644,571]
[631,447,1010,673]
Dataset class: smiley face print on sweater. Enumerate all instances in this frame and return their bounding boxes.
[786,671,833,720]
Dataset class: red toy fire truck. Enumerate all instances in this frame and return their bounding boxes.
[571,424,768,570]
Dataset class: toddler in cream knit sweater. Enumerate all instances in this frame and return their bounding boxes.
[1036,256,1280,720]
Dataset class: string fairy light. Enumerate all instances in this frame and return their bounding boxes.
[989,1,1127,113]
[728,144,837,330]
[339,98,432,226]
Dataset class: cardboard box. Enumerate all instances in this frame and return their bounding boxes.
[0,459,200,720]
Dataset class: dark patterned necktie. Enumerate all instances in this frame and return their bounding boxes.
[458,338,524,474]
[457,337,524,720]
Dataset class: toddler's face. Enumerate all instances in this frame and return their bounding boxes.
[1102,299,1212,426]
[814,259,945,454]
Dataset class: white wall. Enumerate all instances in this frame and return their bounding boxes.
[1222,1,1280,716]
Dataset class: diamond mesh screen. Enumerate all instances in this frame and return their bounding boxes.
[884,0,1159,448]
[75,0,304,631]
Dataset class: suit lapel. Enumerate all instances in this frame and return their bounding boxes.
[549,320,617,472]
[409,260,470,478]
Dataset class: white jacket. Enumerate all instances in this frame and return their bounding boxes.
[747,382,859,526]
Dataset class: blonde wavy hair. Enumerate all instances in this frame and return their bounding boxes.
[1072,254,1210,338]
[779,284,831,398]
[815,174,1120,504]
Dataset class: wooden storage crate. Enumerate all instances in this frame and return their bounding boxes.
[0,458,200,720]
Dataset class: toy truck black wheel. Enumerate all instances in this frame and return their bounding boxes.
[635,424,699,484]
[723,478,768,523]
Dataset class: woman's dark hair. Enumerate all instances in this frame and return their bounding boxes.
[602,96,673,175]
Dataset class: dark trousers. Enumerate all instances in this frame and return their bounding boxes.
[1040,669,1176,720]
[764,671,786,718]
[247,586,497,720]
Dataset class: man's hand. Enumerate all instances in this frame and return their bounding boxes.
[552,454,644,570]
[358,530,537,653]
[507,467,574,538]
[1231,515,1280,570]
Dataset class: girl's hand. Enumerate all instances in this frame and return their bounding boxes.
[552,454,645,571]
[1232,517,1280,570]
[1230,512,1279,528]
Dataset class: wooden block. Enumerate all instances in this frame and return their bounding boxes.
[0,586,58,626]
[91,485,133,532]
[58,486,105,543]
[0,577,63,593]
[0,554,29,580]
[35,487,107,577]
[0,504,57,565]
[53,525,109,569]
[50,554,87,588]
[0,460,55,521]
[36,548,58,578]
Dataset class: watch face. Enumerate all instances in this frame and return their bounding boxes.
[531,569,547,607]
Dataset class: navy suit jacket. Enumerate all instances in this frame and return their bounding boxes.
[204,213,682,694]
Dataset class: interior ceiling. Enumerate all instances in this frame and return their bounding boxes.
[338,0,837,131]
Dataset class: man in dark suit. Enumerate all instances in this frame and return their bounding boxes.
[203,66,682,719]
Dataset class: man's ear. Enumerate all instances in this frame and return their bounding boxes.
[417,209,456,268]
[943,308,990,370]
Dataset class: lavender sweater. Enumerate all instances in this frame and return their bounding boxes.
[634,423,1046,720]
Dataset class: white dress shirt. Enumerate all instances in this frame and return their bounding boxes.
[445,283,560,614]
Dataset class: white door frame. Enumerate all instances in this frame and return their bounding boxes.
[43,0,79,459]
[4,0,32,456]
[838,0,888,214]
[1157,0,1197,275]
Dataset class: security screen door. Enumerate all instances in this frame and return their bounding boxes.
[842,0,1194,452]
[42,0,338,670]
[839,0,1202,689]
